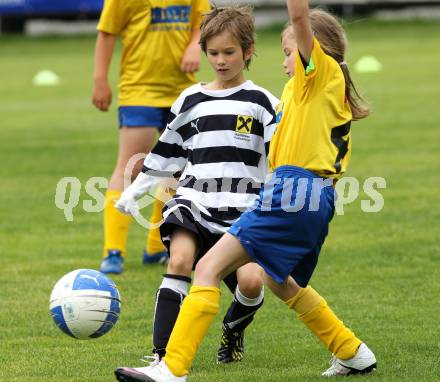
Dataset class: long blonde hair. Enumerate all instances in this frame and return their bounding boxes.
[285,9,370,120]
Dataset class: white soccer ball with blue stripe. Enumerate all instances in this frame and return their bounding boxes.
[49,269,121,339]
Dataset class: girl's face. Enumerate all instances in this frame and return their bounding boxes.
[282,31,297,78]
[206,30,253,87]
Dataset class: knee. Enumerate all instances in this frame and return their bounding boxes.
[193,255,221,283]
[194,255,211,278]
[237,273,264,298]
[168,250,193,276]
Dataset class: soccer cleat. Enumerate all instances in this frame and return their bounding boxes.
[142,250,168,265]
[321,343,377,377]
[115,360,186,382]
[217,324,244,363]
[100,250,124,274]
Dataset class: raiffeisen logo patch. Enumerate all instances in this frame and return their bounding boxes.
[236,115,253,134]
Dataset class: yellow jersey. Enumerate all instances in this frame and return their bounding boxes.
[269,38,352,180]
[97,0,210,107]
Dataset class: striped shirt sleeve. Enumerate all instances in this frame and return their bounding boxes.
[142,104,188,179]
[259,89,279,157]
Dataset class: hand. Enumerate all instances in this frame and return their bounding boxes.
[180,42,201,73]
[92,79,112,111]
[115,190,139,216]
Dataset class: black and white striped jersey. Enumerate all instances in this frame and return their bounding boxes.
[142,80,279,233]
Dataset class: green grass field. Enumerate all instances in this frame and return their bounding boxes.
[1,19,440,381]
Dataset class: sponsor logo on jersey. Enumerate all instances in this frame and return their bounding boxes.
[151,6,190,24]
[236,115,253,134]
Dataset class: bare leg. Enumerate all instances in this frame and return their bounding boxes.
[264,273,301,301]
[109,126,158,190]
[102,126,158,263]
[167,228,197,277]
[193,233,253,287]
[237,263,264,298]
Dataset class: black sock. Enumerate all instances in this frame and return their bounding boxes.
[152,274,191,357]
[223,271,238,294]
[223,287,264,333]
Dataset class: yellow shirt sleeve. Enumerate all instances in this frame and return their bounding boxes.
[190,0,210,29]
[97,0,136,34]
[293,37,337,104]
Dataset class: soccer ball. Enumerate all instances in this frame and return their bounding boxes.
[49,269,121,339]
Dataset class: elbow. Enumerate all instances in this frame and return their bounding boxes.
[290,13,309,27]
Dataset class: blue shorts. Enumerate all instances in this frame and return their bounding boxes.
[228,165,335,286]
[118,106,171,129]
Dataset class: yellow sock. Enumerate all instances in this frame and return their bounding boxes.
[164,286,220,376]
[146,196,166,254]
[103,190,132,257]
[285,286,362,359]
[145,187,175,254]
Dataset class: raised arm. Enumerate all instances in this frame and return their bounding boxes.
[286,0,314,63]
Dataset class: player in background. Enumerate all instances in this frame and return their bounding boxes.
[92,0,209,274]
[113,6,279,380]
[120,0,378,381]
